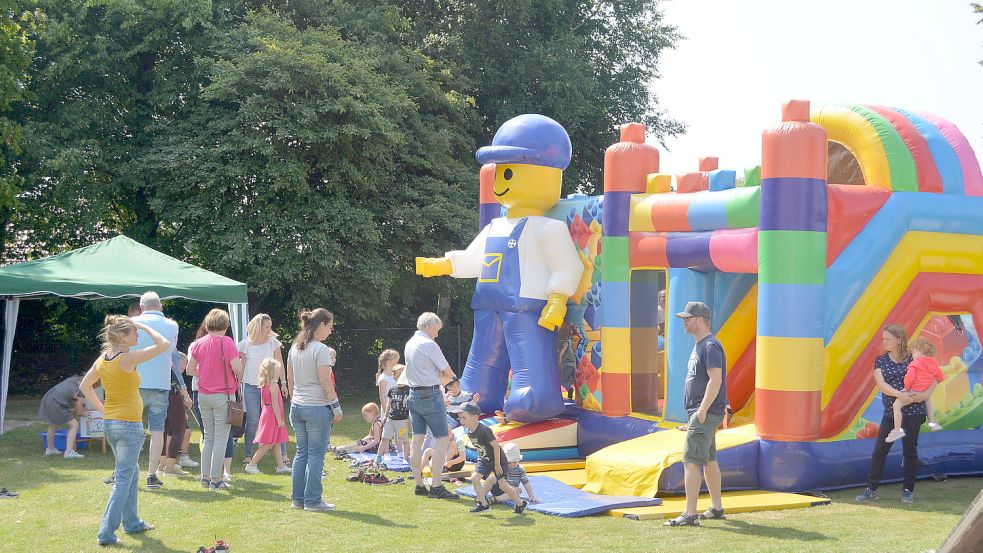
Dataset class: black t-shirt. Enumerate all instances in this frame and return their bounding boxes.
[467,423,498,464]
[875,353,925,417]
[387,385,409,421]
[683,334,727,417]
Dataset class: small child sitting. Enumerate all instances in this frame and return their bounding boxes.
[336,403,383,454]
[422,434,467,476]
[458,402,528,514]
[444,376,480,430]
[886,338,945,443]
[488,442,539,504]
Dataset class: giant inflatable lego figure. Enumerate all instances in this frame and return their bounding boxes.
[416,114,584,422]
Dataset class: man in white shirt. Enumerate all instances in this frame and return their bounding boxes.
[416,114,584,423]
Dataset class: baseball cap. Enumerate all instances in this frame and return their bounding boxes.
[475,114,572,170]
[676,301,711,319]
[460,402,481,416]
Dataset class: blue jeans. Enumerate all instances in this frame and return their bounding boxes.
[408,387,449,438]
[139,388,169,431]
[98,420,147,544]
[244,383,287,459]
[290,404,332,507]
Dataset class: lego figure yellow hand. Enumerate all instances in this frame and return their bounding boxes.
[415,257,453,278]
[538,293,568,330]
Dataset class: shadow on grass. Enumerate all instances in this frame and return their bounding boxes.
[830,482,980,516]
[500,514,536,527]
[702,519,833,541]
[326,509,417,528]
[131,533,183,553]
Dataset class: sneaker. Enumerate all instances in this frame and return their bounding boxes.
[928,422,943,432]
[885,428,906,443]
[63,450,84,459]
[244,464,260,475]
[213,540,230,551]
[161,465,188,477]
[514,500,529,514]
[44,448,61,456]
[103,474,116,485]
[209,480,232,491]
[855,487,879,502]
[901,489,914,503]
[0,487,19,498]
[414,485,429,496]
[146,475,164,489]
[469,502,490,513]
[276,465,292,474]
[177,454,199,468]
[428,486,460,500]
[304,501,336,512]
[290,500,304,509]
[223,472,233,483]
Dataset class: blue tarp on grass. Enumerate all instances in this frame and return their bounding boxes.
[455,475,662,517]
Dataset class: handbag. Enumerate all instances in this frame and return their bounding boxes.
[221,340,245,429]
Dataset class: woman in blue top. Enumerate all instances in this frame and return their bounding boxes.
[856,324,938,503]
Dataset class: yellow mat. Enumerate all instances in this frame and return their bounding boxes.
[583,424,758,497]
[610,490,831,520]
[536,469,587,488]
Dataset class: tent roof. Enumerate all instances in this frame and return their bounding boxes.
[0,235,247,303]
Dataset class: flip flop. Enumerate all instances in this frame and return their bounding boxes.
[0,487,18,498]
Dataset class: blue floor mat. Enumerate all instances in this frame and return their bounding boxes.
[345,452,411,472]
[455,475,662,517]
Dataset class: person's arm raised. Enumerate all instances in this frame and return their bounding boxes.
[120,322,171,372]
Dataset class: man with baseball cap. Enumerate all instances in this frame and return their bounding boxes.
[415,114,584,424]
[666,301,727,527]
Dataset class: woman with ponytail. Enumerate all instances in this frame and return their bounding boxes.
[79,315,171,546]
[286,308,342,512]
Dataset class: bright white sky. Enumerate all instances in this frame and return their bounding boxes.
[652,0,983,175]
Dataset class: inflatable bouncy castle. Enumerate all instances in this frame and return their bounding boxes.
[424,100,983,499]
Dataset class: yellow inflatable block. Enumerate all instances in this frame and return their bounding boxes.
[610,490,831,520]
[583,424,758,497]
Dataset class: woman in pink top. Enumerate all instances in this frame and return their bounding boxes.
[186,309,243,490]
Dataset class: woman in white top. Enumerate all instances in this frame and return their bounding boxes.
[286,308,342,512]
[238,314,286,464]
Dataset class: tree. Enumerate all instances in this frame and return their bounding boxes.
[400,0,684,195]
[0,0,41,259]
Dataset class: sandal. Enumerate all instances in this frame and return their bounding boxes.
[700,507,725,520]
[664,513,700,527]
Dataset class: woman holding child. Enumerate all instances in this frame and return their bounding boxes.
[856,324,939,504]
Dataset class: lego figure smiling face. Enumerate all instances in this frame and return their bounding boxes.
[493,163,562,216]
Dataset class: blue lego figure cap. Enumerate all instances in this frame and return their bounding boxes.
[476,114,572,170]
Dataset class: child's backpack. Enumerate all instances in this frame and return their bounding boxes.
[387,385,409,421]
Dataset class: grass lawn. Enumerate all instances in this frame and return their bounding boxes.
[0,392,978,552]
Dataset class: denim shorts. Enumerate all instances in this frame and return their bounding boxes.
[140,388,170,432]
[407,387,449,438]
[682,411,725,465]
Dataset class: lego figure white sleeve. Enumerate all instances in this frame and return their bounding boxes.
[445,224,492,278]
[540,219,584,297]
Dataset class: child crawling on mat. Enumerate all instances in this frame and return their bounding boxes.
[488,443,539,504]
[334,403,383,454]
[886,338,945,443]
[459,402,528,514]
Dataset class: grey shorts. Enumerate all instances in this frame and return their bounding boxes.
[381,418,410,441]
[682,411,724,465]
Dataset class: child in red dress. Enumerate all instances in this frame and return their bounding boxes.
[886,338,945,443]
[245,358,291,474]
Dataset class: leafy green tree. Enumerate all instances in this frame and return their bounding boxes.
[400,0,684,195]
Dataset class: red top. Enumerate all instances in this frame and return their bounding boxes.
[904,356,945,392]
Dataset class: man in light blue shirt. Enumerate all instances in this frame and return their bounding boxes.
[131,291,180,489]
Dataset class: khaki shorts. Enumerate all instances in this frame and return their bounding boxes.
[382,418,410,441]
[682,411,724,465]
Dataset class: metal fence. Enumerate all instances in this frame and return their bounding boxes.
[330,326,473,392]
[8,326,475,395]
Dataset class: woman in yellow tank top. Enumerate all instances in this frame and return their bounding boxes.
[79,314,170,546]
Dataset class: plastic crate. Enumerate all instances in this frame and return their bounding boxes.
[38,429,89,452]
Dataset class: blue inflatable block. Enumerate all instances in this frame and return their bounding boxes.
[346,452,411,472]
[658,439,760,493]
[455,475,662,517]
[564,405,661,457]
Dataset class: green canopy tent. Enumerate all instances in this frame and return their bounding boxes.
[0,235,249,434]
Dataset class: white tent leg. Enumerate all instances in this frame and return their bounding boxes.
[228,302,249,343]
[1,298,20,436]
